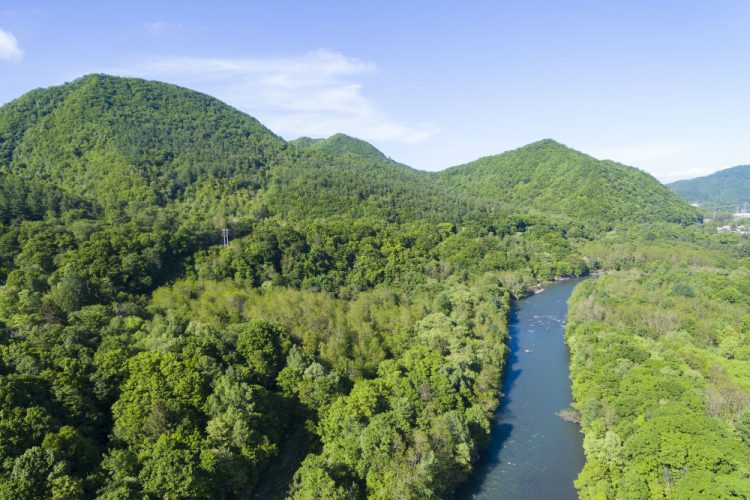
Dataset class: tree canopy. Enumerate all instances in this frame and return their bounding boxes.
[0,74,724,499]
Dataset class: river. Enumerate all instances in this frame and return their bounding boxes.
[458,278,585,499]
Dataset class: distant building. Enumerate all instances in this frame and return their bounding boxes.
[718,225,748,234]
[734,204,750,219]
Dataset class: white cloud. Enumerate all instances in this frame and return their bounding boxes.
[0,28,23,62]
[109,50,439,143]
[142,21,184,35]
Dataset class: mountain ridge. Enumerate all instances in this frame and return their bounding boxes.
[437,137,700,228]
[668,164,750,209]
[0,74,699,230]
[0,73,722,499]
[0,73,284,209]
[290,133,390,162]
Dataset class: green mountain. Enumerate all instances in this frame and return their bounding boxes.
[668,165,750,210]
[438,139,700,229]
[0,74,284,210]
[290,133,389,162]
[0,75,567,499]
[0,76,696,230]
[0,75,710,499]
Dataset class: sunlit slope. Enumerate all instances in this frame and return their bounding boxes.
[438,139,700,228]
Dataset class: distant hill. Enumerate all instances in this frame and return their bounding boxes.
[437,139,700,228]
[668,165,750,210]
[265,137,503,225]
[290,133,389,162]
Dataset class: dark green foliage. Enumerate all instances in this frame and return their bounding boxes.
[0,173,92,225]
[0,75,707,498]
[290,133,389,162]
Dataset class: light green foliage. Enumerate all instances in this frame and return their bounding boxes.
[290,279,509,498]
[568,234,750,498]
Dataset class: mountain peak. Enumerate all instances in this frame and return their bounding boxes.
[291,133,388,161]
[0,74,284,206]
[513,139,586,157]
[669,164,750,208]
[438,138,699,227]
[525,138,568,148]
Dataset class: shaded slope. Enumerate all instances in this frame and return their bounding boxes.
[264,146,503,226]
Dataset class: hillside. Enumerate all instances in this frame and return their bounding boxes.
[669,165,750,210]
[569,232,750,497]
[0,75,585,499]
[290,133,389,162]
[0,75,714,499]
[0,74,284,209]
[0,77,699,231]
[0,76,500,228]
[438,139,700,229]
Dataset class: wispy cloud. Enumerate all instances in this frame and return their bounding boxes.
[0,27,23,62]
[587,142,722,182]
[660,166,718,183]
[589,142,690,166]
[142,21,184,36]
[109,50,439,143]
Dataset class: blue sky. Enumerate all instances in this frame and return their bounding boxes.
[1,1,748,181]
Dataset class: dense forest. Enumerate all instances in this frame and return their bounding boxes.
[437,140,700,231]
[568,227,750,497]
[668,165,750,211]
[0,74,745,499]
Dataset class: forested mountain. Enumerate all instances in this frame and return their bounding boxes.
[0,75,724,499]
[0,74,285,211]
[669,165,750,210]
[438,139,700,229]
[290,133,389,162]
[0,75,583,498]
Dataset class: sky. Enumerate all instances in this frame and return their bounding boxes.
[1,1,748,182]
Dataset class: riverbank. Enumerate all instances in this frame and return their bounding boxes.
[516,270,599,299]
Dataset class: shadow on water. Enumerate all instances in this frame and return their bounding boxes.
[456,306,523,498]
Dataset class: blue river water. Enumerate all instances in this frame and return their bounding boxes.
[458,278,585,499]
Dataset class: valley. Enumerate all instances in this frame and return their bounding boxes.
[458,278,585,500]
[0,75,747,499]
